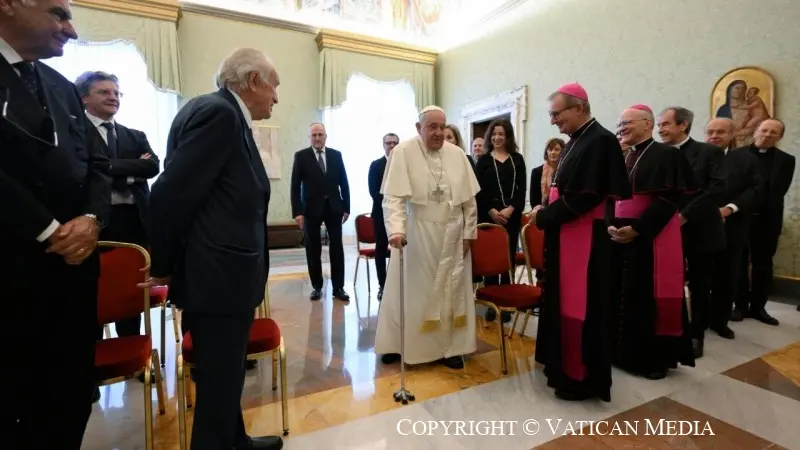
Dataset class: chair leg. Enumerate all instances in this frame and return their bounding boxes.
[177,354,188,450]
[172,304,181,343]
[366,257,371,293]
[492,304,509,375]
[509,312,520,339]
[271,352,278,391]
[279,339,289,436]
[160,304,167,367]
[520,310,532,336]
[143,359,154,450]
[151,349,166,415]
[353,257,360,287]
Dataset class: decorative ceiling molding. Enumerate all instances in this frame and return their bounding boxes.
[74,0,180,22]
[179,2,317,34]
[315,29,437,66]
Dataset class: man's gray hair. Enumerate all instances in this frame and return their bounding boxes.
[74,71,119,97]
[662,106,694,134]
[215,47,274,91]
[548,91,591,115]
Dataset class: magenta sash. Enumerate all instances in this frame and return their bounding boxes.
[549,187,605,381]
[614,194,684,336]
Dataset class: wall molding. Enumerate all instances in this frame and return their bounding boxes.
[460,85,528,156]
[316,29,437,65]
[74,0,180,22]
[179,2,317,34]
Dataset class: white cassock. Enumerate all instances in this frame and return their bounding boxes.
[374,136,481,364]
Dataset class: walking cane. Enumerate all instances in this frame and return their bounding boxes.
[393,241,415,405]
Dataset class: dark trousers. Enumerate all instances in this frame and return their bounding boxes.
[712,239,746,328]
[304,201,345,290]
[101,204,148,336]
[484,217,521,286]
[182,311,254,450]
[372,212,388,288]
[2,254,98,449]
[737,216,781,311]
[686,249,715,338]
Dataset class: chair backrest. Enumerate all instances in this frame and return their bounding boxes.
[471,223,512,277]
[521,223,545,270]
[520,213,530,228]
[355,213,376,244]
[97,241,151,335]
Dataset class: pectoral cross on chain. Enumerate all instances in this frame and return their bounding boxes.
[431,184,445,202]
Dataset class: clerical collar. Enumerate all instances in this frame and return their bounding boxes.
[630,138,654,151]
[675,136,691,149]
[569,118,596,138]
[750,143,772,154]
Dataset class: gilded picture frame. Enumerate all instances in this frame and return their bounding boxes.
[710,66,775,148]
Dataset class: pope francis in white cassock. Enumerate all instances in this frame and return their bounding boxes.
[374,106,480,370]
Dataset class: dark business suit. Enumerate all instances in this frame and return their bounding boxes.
[147,89,270,450]
[678,138,726,339]
[368,155,388,289]
[712,147,761,328]
[290,146,350,290]
[530,164,544,207]
[738,145,795,315]
[0,57,111,448]
[95,120,159,336]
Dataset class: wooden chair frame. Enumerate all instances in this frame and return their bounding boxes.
[176,283,288,450]
[353,213,377,292]
[97,241,167,450]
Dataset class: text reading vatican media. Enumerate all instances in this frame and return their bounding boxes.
[396,419,715,437]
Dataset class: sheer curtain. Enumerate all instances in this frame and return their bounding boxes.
[322,73,419,240]
[42,40,179,183]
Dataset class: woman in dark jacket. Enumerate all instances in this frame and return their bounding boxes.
[529,138,565,209]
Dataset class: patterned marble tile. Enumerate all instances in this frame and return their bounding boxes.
[723,347,800,402]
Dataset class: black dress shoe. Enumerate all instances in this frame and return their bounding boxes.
[333,288,350,301]
[92,387,100,403]
[554,388,590,401]
[381,353,401,364]
[692,338,704,358]
[235,435,283,450]
[711,325,735,339]
[377,287,384,300]
[750,309,779,326]
[645,369,667,380]
[440,356,464,369]
[246,360,258,370]
[310,289,321,301]
[730,308,745,322]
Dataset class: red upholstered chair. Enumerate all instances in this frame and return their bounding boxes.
[95,242,166,450]
[354,213,378,292]
[513,214,531,282]
[471,224,542,375]
[177,283,288,449]
[511,223,547,336]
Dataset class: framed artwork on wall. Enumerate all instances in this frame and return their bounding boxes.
[710,66,775,148]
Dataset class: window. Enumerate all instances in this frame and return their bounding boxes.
[42,40,179,182]
[322,73,419,239]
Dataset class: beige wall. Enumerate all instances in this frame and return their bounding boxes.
[437,0,800,277]
[178,12,320,221]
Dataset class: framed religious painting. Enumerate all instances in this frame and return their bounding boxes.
[252,122,282,180]
[710,66,775,148]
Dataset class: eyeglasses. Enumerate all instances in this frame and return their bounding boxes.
[548,105,577,119]
[1,86,58,148]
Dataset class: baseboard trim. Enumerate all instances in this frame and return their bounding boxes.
[771,276,800,304]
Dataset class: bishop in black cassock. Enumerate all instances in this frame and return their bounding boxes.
[609,105,697,380]
[531,84,630,402]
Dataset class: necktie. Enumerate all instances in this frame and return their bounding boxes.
[13,62,42,106]
[317,150,326,174]
[102,122,117,158]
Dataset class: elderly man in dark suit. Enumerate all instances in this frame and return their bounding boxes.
[291,122,351,301]
[367,132,398,299]
[140,47,281,450]
[0,1,111,448]
[658,106,726,357]
[76,70,160,338]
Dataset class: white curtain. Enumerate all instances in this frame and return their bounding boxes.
[42,40,179,183]
[322,73,419,240]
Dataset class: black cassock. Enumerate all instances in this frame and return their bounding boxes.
[610,138,697,378]
[534,119,630,402]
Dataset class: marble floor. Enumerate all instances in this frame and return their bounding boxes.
[82,244,800,450]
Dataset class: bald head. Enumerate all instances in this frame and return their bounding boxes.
[416,105,446,150]
[705,118,735,149]
[618,107,655,146]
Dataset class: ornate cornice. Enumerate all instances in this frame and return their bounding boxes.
[179,3,317,34]
[316,29,437,65]
[74,0,180,22]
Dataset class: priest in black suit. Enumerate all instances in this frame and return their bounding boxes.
[76,70,160,337]
[704,118,762,338]
[367,132,398,299]
[291,122,351,301]
[610,104,696,381]
[529,83,630,402]
[0,2,111,447]
[657,107,726,356]
[140,48,281,450]
[735,118,795,326]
